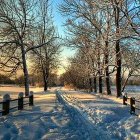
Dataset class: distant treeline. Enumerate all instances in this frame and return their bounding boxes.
[0,74,62,87]
[0,74,15,85]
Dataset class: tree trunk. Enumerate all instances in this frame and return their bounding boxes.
[105,71,111,95]
[89,78,93,92]
[21,46,30,96]
[116,40,122,97]
[43,68,49,92]
[106,68,111,95]
[44,78,48,91]
[94,77,97,93]
[98,55,102,93]
[105,41,111,95]
[114,3,122,97]
[99,75,102,93]
[43,73,48,91]
[122,73,131,92]
[97,43,102,94]
[115,13,122,97]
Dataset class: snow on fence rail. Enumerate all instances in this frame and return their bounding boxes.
[123,94,140,116]
[0,91,34,116]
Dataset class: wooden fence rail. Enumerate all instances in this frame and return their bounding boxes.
[0,91,34,116]
[123,94,140,116]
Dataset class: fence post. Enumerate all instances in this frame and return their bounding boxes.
[123,96,127,105]
[18,92,24,110]
[130,97,135,114]
[2,94,10,116]
[29,91,34,106]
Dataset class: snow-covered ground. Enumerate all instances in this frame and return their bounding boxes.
[110,86,140,97]
[0,86,140,140]
[60,90,140,140]
[0,86,60,101]
[1,85,140,100]
[110,85,140,92]
[0,91,91,140]
[0,86,44,100]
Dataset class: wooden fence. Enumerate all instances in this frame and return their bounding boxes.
[123,94,140,116]
[0,91,34,116]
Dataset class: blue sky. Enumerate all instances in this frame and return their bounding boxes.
[52,0,76,74]
[52,1,64,36]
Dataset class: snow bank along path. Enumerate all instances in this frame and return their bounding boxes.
[60,90,140,140]
[0,91,93,140]
[56,91,103,140]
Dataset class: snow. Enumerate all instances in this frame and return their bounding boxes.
[60,90,140,140]
[0,87,140,140]
[0,86,57,101]
[0,91,91,140]
[108,86,140,98]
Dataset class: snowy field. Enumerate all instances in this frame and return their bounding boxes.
[0,86,140,140]
[0,86,59,101]
[0,85,44,101]
[0,85,140,100]
[60,90,140,140]
[110,86,140,98]
[0,91,91,140]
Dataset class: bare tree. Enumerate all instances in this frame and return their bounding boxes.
[0,0,58,95]
[59,0,140,96]
[30,0,61,91]
[0,0,36,95]
[122,44,140,92]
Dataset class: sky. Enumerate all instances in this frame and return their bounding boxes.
[52,0,76,75]
[52,0,65,36]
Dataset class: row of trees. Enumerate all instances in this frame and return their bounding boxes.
[0,74,15,84]
[59,0,140,97]
[0,0,61,95]
[0,73,59,87]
